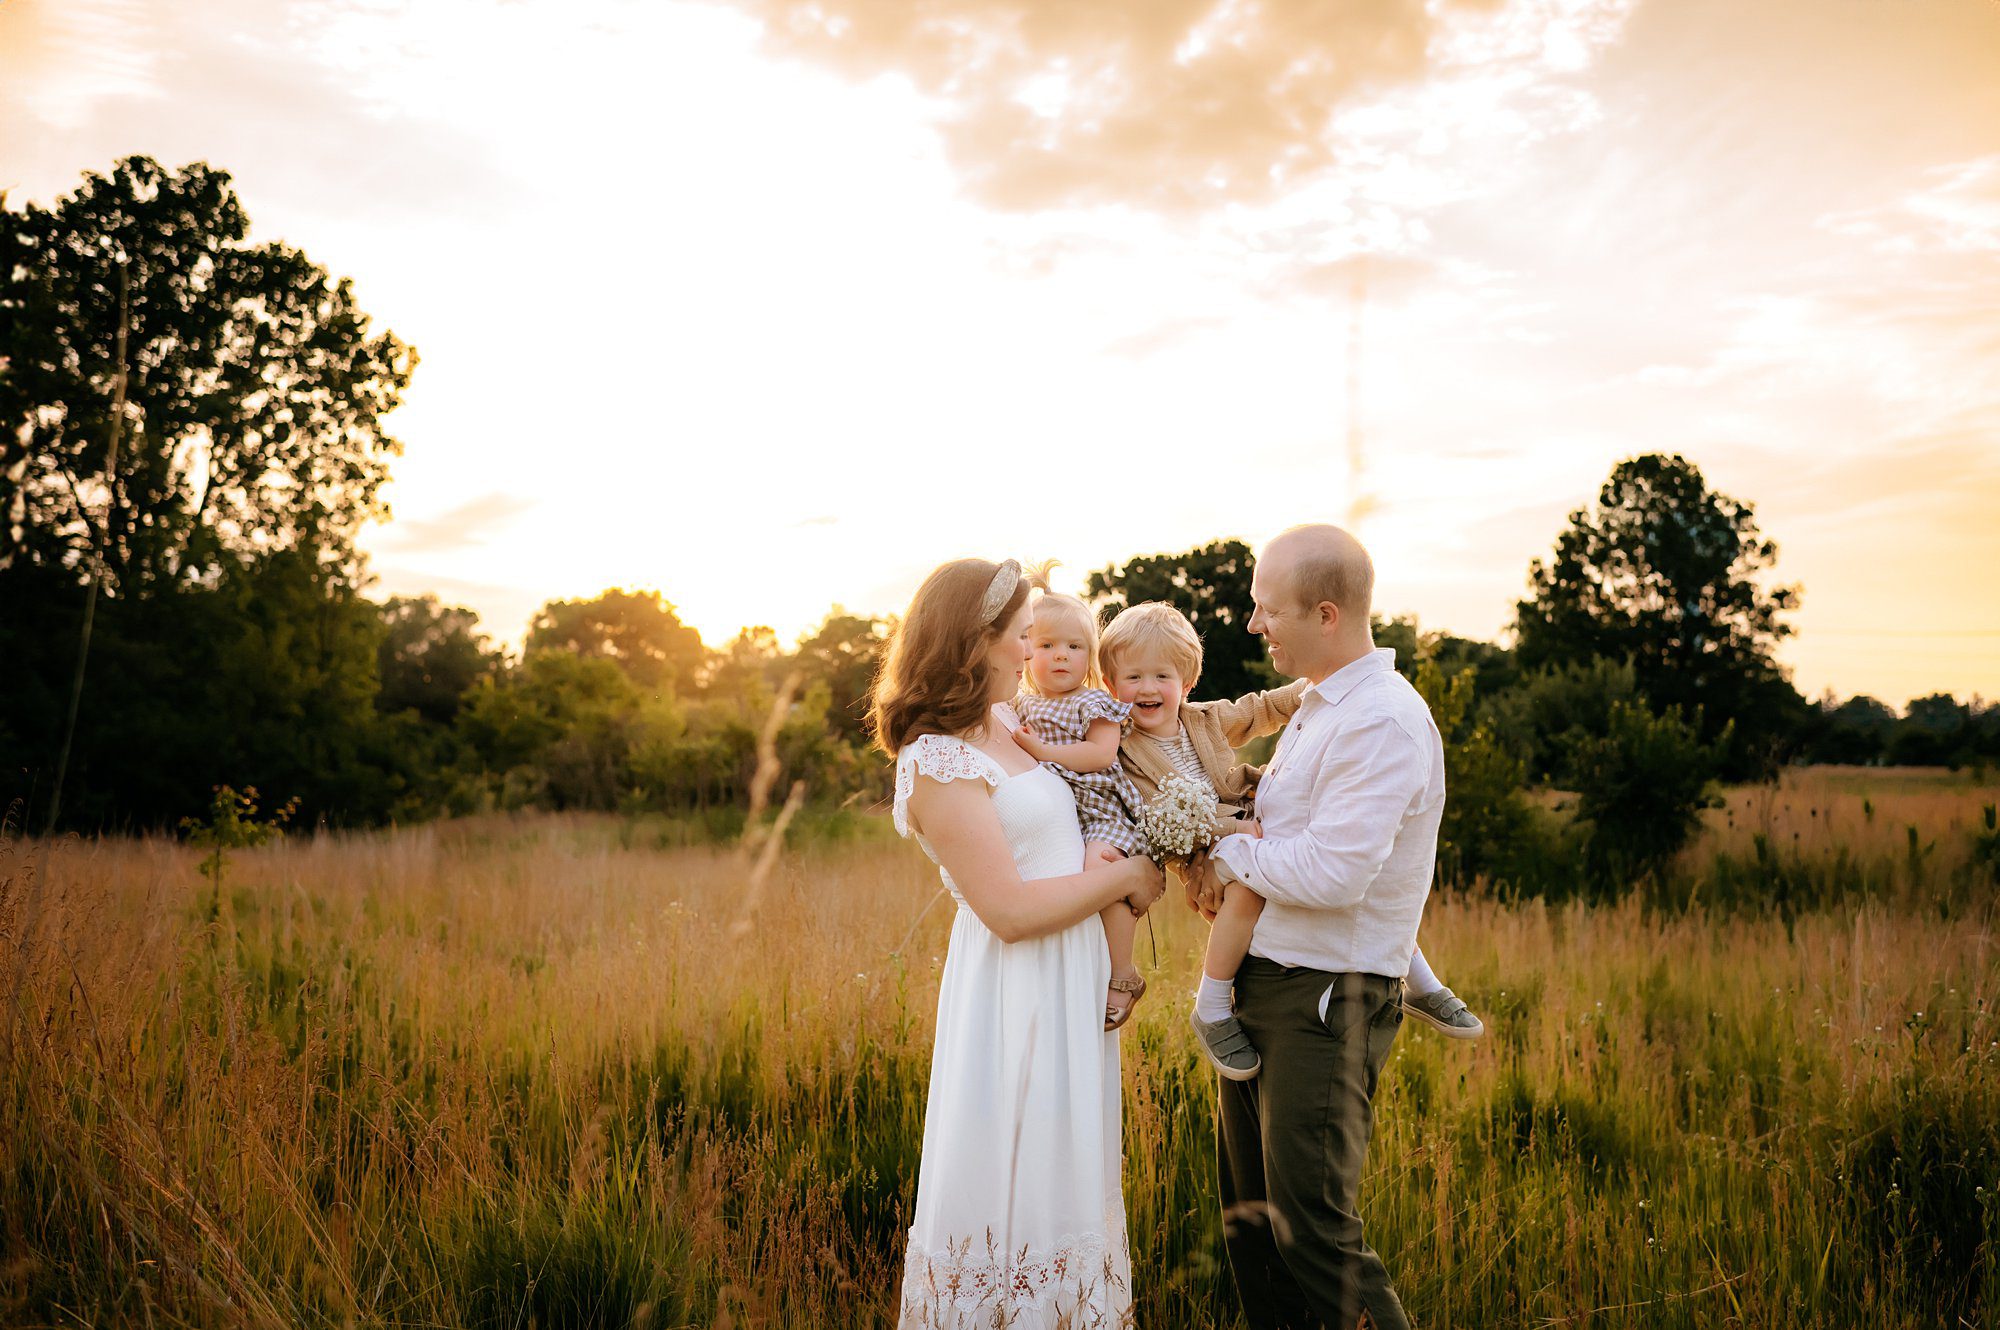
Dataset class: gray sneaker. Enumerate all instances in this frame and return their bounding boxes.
[1404,986,1485,1040]
[1190,1008,1262,1081]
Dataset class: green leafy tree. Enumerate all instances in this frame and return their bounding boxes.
[376,594,498,725]
[1410,661,1552,890]
[455,652,642,810]
[1802,693,1897,765]
[795,609,886,746]
[1087,539,1273,700]
[0,156,415,593]
[1483,657,1642,786]
[701,625,785,708]
[1376,614,1521,699]
[1564,700,1727,887]
[525,588,705,695]
[1888,694,1974,768]
[0,548,399,832]
[1514,453,1804,774]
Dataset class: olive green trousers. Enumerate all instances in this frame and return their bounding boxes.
[1217,959,1411,1330]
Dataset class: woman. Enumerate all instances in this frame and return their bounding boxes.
[871,557,1165,1329]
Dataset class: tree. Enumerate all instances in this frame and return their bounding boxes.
[1483,657,1642,786]
[701,625,784,708]
[1410,661,1551,891]
[0,156,415,594]
[524,588,705,695]
[0,548,402,832]
[1564,700,1727,887]
[376,594,499,725]
[1801,693,1897,765]
[455,651,642,810]
[1375,614,1521,699]
[1888,694,1974,768]
[1514,453,1804,774]
[1087,539,1273,701]
[795,609,886,746]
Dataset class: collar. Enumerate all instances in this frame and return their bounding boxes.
[1306,646,1397,709]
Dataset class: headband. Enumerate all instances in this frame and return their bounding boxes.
[979,558,1022,623]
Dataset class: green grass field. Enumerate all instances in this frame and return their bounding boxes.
[3,768,1996,1328]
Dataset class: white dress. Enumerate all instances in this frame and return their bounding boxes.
[893,732,1135,1329]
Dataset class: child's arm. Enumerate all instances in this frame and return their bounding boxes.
[1207,677,1311,748]
[1015,717,1121,773]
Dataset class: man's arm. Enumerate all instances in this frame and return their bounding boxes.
[1209,716,1429,910]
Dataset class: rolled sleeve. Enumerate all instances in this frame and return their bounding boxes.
[1211,717,1430,911]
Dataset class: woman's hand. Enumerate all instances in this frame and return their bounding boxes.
[1117,854,1165,917]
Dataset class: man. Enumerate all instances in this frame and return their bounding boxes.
[1183,523,1445,1330]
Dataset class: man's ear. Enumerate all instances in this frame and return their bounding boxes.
[1319,602,1341,633]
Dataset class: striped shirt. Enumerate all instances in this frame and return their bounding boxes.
[1156,727,1216,796]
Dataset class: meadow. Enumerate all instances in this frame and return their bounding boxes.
[2,767,1996,1328]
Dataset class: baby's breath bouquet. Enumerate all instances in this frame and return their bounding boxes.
[1137,773,1220,869]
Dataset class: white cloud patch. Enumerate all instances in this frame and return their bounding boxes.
[378,491,538,552]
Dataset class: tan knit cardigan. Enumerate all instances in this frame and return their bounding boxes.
[1119,678,1309,838]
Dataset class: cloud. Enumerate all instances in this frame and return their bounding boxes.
[0,0,516,222]
[1098,314,1232,358]
[378,491,537,552]
[719,0,1638,217]
[1820,155,2000,258]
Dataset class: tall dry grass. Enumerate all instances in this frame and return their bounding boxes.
[2,771,1996,1327]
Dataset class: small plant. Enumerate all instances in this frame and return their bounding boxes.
[179,784,298,920]
[1974,803,1999,884]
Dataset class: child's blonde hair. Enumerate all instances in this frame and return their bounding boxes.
[1098,602,1204,691]
[1022,561,1106,694]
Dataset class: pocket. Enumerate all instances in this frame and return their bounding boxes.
[1319,977,1404,1040]
[1314,975,1378,1041]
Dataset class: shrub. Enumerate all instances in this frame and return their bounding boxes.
[1563,701,1726,888]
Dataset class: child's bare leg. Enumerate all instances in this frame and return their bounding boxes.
[1193,883,1264,1022]
[1089,840,1145,1028]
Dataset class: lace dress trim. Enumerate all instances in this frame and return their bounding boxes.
[893,734,1005,839]
[899,1227,1133,1329]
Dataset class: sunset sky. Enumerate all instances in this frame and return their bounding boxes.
[4,0,1997,706]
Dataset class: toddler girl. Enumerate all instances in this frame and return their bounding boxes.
[1005,571,1151,1030]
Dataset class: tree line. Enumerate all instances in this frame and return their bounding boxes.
[3,158,1993,870]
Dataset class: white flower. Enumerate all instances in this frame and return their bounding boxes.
[1137,774,1220,865]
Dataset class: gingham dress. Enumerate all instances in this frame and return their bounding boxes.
[1012,689,1148,857]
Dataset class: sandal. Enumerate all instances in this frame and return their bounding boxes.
[1105,971,1147,1031]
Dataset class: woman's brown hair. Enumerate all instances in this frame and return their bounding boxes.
[868,558,1031,757]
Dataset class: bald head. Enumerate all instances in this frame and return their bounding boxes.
[1245,525,1376,683]
[1265,524,1374,633]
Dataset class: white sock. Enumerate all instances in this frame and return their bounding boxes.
[1405,945,1444,997]
[1195,974,1236,1023]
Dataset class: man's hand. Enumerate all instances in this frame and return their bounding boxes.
[1183,850,1222,921]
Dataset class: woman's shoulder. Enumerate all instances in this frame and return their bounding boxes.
[894,733,1006,838]
[896,732,1008,786]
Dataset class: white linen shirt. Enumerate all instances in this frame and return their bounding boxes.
[1210,647,1445,979]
